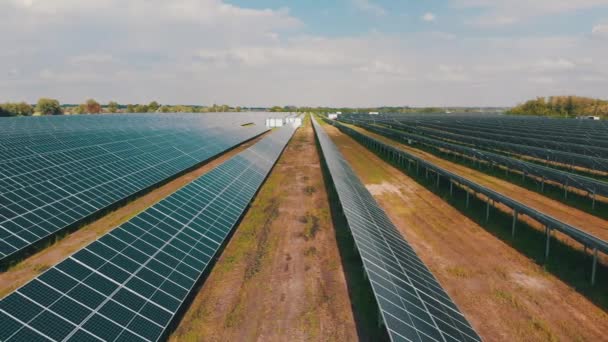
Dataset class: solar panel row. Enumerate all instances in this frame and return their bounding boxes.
[0,118,269,262]
[0,124,297,342]
[0,113,281,143]
[311,116,481,342]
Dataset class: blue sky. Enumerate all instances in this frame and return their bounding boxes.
[1,0,608,107]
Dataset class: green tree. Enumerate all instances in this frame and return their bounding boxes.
[134,104,149,113]
[270,106,283,112]
[35,98,62,115]
[16,102,34,116]
[126,104,136,113]
[71,104,86,115]
[0,102,33,116]
[84,99,102,114]
[107,101,119,113]
[148,101,160,112]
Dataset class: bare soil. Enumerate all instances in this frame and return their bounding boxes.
[322,122,608,342]
[170,116,358,341]
[0,135,266,298]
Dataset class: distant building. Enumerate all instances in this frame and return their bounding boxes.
[369,111,379,115]
[266,116,303,128]
[328,113,339,120]
[577,116,601,120]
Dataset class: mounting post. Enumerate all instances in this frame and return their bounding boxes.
[591,248,598,286]
[486,200,490,222]
[541,177,545,193]
[512,210,518,237]
[466,191,470,208]
[450,181,453,197]
[545,226,551,261]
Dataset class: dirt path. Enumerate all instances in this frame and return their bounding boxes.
[170,117,358,341]
[322,122,608,342]
[349,124,608,243]
[0,135,266,298]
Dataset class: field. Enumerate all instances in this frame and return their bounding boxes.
[0,112,607,342]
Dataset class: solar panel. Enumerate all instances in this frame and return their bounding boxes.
[0,124,297,342]
[0,114,274,262]
[311,117,481,342]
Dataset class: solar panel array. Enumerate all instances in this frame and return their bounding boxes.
[342,118,608,199]
[311,117,480,342]
[0,114,271,262]
[0,124,297,342]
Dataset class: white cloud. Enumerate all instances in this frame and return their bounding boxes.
[535,58,576,72]
[352,0,386,16]
[422,13,436,22]
[452,0,608,26]
[528,76,555,84]
[592,23,608,36]
[1,1,608,107]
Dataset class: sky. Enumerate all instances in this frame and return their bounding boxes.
[1,0,608,107]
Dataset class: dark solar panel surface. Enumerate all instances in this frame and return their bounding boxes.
[0,124,297,341]
[0,114,271,261]
[311,117,481,342]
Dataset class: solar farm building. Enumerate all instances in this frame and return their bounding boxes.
[0,112,607,341]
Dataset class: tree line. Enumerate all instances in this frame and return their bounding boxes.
[0,98,248,116]
[508,96,608,118]
[0,98,62,116]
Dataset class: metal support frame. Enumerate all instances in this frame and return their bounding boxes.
[466,191,470,208]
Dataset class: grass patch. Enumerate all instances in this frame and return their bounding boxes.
[225,301,245,328]
[302,213,321,240]
[303,246,318,257]
[494,289,525,310]
[531,318,558,342]
[446,266,472,279]
[304,185,317,196]
[244,198,280,280]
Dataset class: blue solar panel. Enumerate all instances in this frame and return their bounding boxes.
[0,124,297,341]
[311,116,480,342]
[0,114,274,262]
